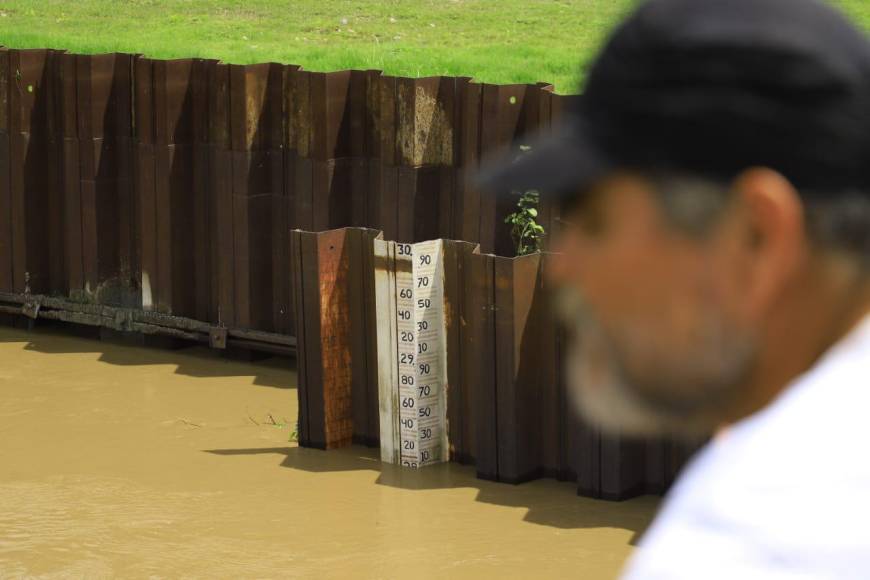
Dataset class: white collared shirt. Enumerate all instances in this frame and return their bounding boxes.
[623,315,870,580]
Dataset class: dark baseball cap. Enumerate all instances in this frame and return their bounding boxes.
[477,0,870,198]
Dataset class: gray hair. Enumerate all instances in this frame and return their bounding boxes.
[649,172,870,270]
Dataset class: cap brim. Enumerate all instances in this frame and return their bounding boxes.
[474,117,610,198]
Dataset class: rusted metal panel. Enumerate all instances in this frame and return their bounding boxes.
[377,75,398,165]
[157,164,179,316]
[479,83,557,256]
[425,166,451,243]
[442,239,478,464]
[57,54,82,299]
[155,60,185,310]
[230,62,283,152]
[79,175,103,292]
[312,158,354,231]
[231,193,275,331]
[231,149,284,198]
[527,84,561,251]
[0,49,13,293]
[296,229,326,446]
[343,71,370,228]
[478,85,504,255]
[134,58,159,312]
[190,60,213,322]
[286,68,313,232]
[396,166,417,243]
[76,57,137,307]
[575,419,602,497]
[349,156,369,228]
[456,80,482,246]
[228,63,284,332]
[155,58,197,146]
[538,253,562,477]
[317,228,354,448]
[290,229,314,444]
[135,139,158,311]
[644,437,704,496]
[348,70,369,158]
[375,164,399,242]
[9,49,58,294]
[364,70,381,159]
[364,71,383,229]
[493,253,543,483]
[231,190,251,328]
[480,85,521,256]
[0,130,11,292]
[192,138,210,321]
[305,72,355,230]
[77,87,101,291]
[309,71,351,161]
[291,227,383,449]
[271,192,291,335]
[557,330,584,485]
[599,435,647,501]
[437,166,457,241]
[550,93,581,123]
[207,61,234,327]
[291,154,314,231]
[396,77,455,168]
[396,165,442,243]
[142,58,210,318]
[347,227,382,446]
[343,227,364,437]
[644,439,667,494]
[0,49,9,134]
[468,249,498,480]
[284,65,307,157]
[76,53,133,140]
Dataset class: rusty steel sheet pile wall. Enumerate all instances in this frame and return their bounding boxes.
[292,227,701,501]
[0,47,696,499]
[0,48,574,341]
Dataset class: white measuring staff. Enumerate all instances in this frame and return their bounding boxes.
[374,239,449,467]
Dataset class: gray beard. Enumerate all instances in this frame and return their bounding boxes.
[557,290,758,439]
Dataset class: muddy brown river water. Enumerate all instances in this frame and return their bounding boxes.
[0,325,659,579]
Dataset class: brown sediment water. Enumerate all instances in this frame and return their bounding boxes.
[0,325,659,579]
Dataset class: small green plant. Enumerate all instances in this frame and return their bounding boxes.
[504,190,545,256]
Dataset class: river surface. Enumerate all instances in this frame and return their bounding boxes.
[0,324,658,579]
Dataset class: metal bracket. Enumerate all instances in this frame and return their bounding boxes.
[113,309,134,331]
[21,301,40,320]
[209,327,228,349]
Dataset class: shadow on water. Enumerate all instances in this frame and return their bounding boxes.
[205,444,658,544]
[0,321,294,390]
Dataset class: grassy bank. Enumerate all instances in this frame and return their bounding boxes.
[0,0,867,94]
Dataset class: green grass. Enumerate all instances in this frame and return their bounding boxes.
[0,0,867,94]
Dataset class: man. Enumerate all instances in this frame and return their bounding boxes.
[480,0,870,577]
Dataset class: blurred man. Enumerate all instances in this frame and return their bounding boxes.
[480,0,870,577]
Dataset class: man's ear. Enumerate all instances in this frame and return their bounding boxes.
[731,168,808,318]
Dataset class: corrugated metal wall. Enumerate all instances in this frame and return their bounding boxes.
[0,48,572,336]
[292,228,703,501]
[0,48,699,500]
